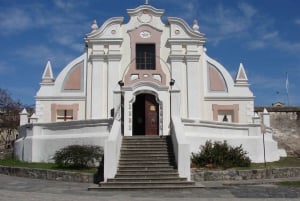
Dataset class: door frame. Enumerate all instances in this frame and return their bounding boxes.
[122,85,169,137]
[130,90,162,136]
[132,93,159,135]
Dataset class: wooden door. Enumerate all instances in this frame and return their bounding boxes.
[145,94,158,135]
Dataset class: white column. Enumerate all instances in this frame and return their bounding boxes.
[90,55,107,119]
[123,91,132,136]
[113,90,122,121]
[262,108,270,127]
[170,89,181,117]
[186,55,201,119]
[107,55,121,118]
[169,55,186,118]
[19,108,29,126]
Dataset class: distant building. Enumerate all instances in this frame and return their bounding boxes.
[15,4,285,181]
[272,102,285,107]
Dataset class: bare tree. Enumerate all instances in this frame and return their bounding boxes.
[0,88,22,150]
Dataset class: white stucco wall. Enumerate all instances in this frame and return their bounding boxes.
[182,119,283,163]
[35,100,86,123]
[15,119,112,162]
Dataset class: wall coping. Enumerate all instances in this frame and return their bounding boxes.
[191,167,300,181]
[255,106,300,113]
[1,165,299,183]
[0,165,96,183]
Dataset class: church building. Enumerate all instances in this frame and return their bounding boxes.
[15,3,285,181]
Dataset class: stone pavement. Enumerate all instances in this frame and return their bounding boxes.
[1,174,300,201]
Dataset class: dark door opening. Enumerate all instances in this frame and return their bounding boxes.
[133,94,159,135]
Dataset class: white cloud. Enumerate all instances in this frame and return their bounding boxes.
[54,0,76,10]
[198,2,258,45]
[0,2,89,53]
[262,31,278,40]
[0,61,15,75]
[53,0,89,10]
[0,8,32,34]
[14,45,77,70]
[248,40,266,49]
[249,30,300,53]
[238,2,257,18]
[250,73,284,90]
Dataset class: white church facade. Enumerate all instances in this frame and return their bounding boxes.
[15,4,285,181]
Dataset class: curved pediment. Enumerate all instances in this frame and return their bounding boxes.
[168,17,205,41]
[86,17,124,39]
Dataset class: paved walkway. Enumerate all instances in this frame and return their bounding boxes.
[0,174,300,201]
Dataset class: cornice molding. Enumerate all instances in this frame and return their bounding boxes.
[204,96,255,101]
[127,5,164,17]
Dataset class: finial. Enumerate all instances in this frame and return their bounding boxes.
[91,20,98,31]
[145,0,149,4]
[193,19,200,32]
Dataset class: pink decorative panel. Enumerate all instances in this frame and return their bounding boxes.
[124,25,166,86]
[63,62,83,90]
[51,104,79,122]
[208,63,227,92]
[212,104,239,123]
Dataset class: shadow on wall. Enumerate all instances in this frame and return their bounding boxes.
[93,156,104,184]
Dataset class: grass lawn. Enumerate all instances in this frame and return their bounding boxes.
[1,157,299,173]
[277,181,300,187]
[0,158,97,174]
[250,157,300,169]
[195,157,300,170]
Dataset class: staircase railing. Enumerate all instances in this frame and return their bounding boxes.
[170,116,191,180]
[104,119,122,181]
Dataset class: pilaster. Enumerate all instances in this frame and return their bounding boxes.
[168,54,186,118]
[185,54,201,118]
[107,54,122,117]
[90,55,107,119]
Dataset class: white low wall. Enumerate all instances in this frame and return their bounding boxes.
[171,117,191,180]
[14,119,113,162]
[182,119,285,163]
[104,119,122,181]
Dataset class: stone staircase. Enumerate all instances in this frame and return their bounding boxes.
[96,136,195,190]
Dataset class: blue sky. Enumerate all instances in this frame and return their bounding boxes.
[0,0,299,106]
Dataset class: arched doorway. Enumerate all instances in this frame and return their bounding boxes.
[133,93,159,135]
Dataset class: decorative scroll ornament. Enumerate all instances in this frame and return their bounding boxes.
[140,31,151,38]
[138,10,152,23]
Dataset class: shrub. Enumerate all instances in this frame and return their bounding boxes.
[191,140,251,169]
[53,145,103,169]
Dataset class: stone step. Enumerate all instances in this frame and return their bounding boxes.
[118,166,176,171]
[100,181,195,187]
[119,156,174,161]
[122,139,168,143]
[121,147,170,152]
[107,177,187,183]
[117,169,178,174]
[121,144,168,148]
[97,135,194,190]
[89,185,200,191]
[120,151,174,159]
[115,172,180,178]
[119,160,174,167]
[122,143,169,146]
[121,149,173,157]
[123,136,168,139]
[122,139,169,144]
